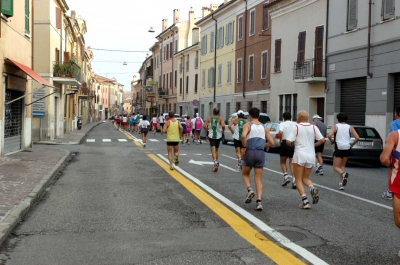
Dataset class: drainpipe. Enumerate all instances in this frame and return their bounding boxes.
[212,14,217,103]
[31,0,34,70]
[170,28,175,95]
[243,0,248,99]
[325,0,329,92]
[181,54,185,101]
[367,0,373,78]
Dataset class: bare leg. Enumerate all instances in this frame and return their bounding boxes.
[289,158,295,179]
[393,194,400,228]
[167,145,173,164]
[333,156,344,180]
[254,168,263,201]
[235,147,241,162]
[280,156,288,173]
[294,163,305,196]
[242,166,251,187]
[173,145,179,157]
[316,152,323,167]
[211,146,217,161]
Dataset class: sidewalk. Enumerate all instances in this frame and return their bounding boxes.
[0,122,101,246]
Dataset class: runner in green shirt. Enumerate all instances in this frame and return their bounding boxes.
[228,110,247,171]
[203,108,225,172]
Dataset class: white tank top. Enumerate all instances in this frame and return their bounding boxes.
[335,123,351,150]
[152,117,157,123]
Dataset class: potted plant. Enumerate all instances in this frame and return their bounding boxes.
[53,63,60,77]
[60,64,66,77]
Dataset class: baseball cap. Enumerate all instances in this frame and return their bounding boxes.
[312,114,322,119]
[237,110,244,115]
[232,113,238,118]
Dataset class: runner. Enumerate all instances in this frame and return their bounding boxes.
[127,115,131,132]
[162,111,183,170]
[185,116,192,145]
[180,115,187,147]
[130,113,136,132]
[203,108,225,172]
[312,114,327,175]
[138,115,150,147]
[115,115,121,130]
[159,113,165,135]
[279,112,297,189]
[286,110,325,209]
[380,127,400,257]
[135,114,141,134]
[383,107,400,199]
[194,113,203,144]
[151,114,158,136]
[228,110,247,171]
[326,112,359,190]
[241,108,274,211]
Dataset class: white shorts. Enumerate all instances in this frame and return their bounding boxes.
[293,151,315,169]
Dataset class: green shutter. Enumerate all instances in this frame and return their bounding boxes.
[25,0,30,34]
[2,0,13,17]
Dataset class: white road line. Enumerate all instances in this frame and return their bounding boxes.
[194,154,202,156]
[118,139,128,142]
[221,154,393,210]
[102,139,111,142]
[163,139,167,141]
[86,139,95,142]
[148,139,159,142]
[157,154,328,265]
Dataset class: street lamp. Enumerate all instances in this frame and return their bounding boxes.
[148,27,161,33]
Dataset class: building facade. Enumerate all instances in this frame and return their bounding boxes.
[327,0,400,141]
[269,0,327,122]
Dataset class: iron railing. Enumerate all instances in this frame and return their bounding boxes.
[293,59,325,80]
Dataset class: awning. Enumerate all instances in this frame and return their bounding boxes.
[6,58,53,87]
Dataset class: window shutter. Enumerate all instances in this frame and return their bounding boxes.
[64,51,70,62]
[210,31,215,51]
[56,7,61,29]
[347,0,358,30]
[275,39,281,72]
[263,7,269,30]
[170,42,173,58]
[238,17,243,40]
[25,0,30,34]
[383,0,395,20]
[297,32,306,62]
[2,0,13,17]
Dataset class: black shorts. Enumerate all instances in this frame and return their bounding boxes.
[315,141,325,153]
[333,148,352,158]
[192,129,195,134]
[140,128,148,135]
[167,142,179,146]
[234,139,243,148]
[209,138,221,148]
[280,141,294,158]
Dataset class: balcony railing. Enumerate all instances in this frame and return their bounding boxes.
[293,59,326,83]
[53,61,82,85]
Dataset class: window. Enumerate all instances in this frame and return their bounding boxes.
[194,74,198,93]
[56,7,61,29]
[170,42,173,58]
[208,67,215,88]
[226,103,231,118]
[166,44,169,60]
[238,16,243,41]
[169,103,172,112]
[248,55,254,81]
[217,26,224,48]
[261,51,268,79]
[163,46,166,61]
[25,0,30,34]
[347,0,358,31]
[201,104,204,119]
[180,78,183,94]
[217,64,222,86]
[249,9,255,36]
[163,74,165,88]
[275,39,281,72]
[186,55,189,71]
[179,57,183,73]
[186,76,189,93]
[201,35,208,54]
[236,102,241,112]
[174,70,177,87]
[247,101,253,110]
[166,74,169,88]
[217,103,221,112]
[202,69,206,89]
[170,72,173,89]
[237,58,243,83]
[382,0,395,20]
[297,31,306,62]
[263,6,269,30]
[2,0,14,17]
[226,21,234,45]
[175,40,178,53]
[210,31,215,51]
[195,51,199,68]
[261,101,267,113]
[314,26,324,77]
[227,61,232,84]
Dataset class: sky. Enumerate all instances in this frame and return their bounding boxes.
[65,0,215,91]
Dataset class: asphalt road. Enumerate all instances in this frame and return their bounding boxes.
[0,121,398,265]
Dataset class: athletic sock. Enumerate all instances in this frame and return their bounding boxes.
[301,194,309,204]
[308,184,314,191]
[247,186,252,192]
[316,163,320,168]
[256,199,261,203]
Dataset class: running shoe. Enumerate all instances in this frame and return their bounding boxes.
[174,155,179,166]
[143,143,146,147]
[245,190,255,203]
[183,144,185,147]
[212,164,218,172]
[342,172,349,186]
[196,141,199,145]
[315,166,321,174]
[255,201,263,211]
[310,187,319,204]
[382,191,393,200]
[338,183,344,190]
[318,169,324,176]
[299,203,311,209]
[170,164,174,170]
[282,174,291,186]
[292,182,297,189]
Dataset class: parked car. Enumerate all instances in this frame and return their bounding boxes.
[264,121,282,152]
[322,125,383,166]
[221,112,270,144]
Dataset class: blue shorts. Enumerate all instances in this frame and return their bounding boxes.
[195,129,201,133]
[131,122,136,126]
[181,124,187,131]
[242,149,266,169]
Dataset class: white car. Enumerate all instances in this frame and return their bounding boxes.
[222,112,270,144]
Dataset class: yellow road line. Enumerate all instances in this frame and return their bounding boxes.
[148,153,305,265]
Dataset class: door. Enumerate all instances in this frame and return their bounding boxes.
[341,78,367,125]
[4,90,23,153]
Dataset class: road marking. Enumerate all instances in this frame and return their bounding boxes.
[102,139,111,142]
[86,139,95,143]
[163,139,167,141]
[118,139,128,142]
[153,154,311,265]
[148,139,159,142]
[189,159,237,172]
[194,154,202,156]
[221,154,393,210]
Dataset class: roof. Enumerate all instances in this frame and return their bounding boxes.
[96,75,115,83]
[195,0,238,26]
[175,42,200,55]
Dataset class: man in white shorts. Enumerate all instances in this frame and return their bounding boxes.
[286,110,325,209]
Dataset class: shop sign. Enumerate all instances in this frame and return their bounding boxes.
[147,92,156,98]
[7,76,26,92]
[32,90,45,116]
[147,81,157,85]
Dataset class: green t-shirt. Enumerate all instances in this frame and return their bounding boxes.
[237,118,247,139]
[127,117,131,124]
[135,115,141,123]
[210,116,220,139]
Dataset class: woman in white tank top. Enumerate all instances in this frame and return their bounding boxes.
[327,113,359,190]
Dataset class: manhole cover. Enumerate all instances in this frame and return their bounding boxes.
[255,226,325,247]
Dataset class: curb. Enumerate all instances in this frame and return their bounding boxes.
[0,149,72,247]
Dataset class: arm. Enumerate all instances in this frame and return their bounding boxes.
[162,121,169,133]
[327,125,337,144]
[241,123,250,155]
[220,117,225,135]
[265,127,274,148]
[349,126,359,148]
[228,119,236,134]
[178,121,183,137]
[314,127,326,147]
[203,118,210,130]
[380,131,397,167]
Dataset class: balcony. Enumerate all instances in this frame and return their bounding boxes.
[52,61,82,85]
[293,59,326,83]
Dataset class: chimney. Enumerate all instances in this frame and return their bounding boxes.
[192,28,200,44]
[71,10,76,18]
[188,10,195,46]
[162,19,168,31]
[211,4,219,10]
[173,9,180,24]
[202,7,211,17]
[224,0,230,3]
